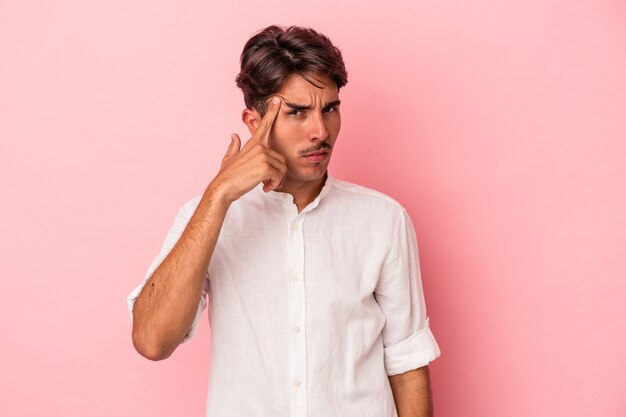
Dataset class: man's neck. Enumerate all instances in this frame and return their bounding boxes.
[275,172,328,213]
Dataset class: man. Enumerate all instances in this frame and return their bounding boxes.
[128,25,441,417]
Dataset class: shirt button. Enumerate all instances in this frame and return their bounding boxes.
[293,378,301,387]
[292,325,300,333]
[291,222,298,231]
[290,274,299,282]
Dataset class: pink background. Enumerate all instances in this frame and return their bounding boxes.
[1,1,625,416]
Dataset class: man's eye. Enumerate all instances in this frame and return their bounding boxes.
[288,109,303,116]
[324,106,337,113]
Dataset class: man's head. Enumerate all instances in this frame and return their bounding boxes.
[236,25,348,186]
[236,25,348,117]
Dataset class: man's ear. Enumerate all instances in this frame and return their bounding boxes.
[242,108,261,135]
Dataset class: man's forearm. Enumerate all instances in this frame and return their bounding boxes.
[389,366,433,417]
[131,183,231,360]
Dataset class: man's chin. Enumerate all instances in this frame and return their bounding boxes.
[287,165,328,184]
[299,166,328,180]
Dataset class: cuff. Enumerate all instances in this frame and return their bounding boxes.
[127,282,206,344]
[384,318,441,376]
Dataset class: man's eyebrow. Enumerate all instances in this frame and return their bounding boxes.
[283,100,341,111]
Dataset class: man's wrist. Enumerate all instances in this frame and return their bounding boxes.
[204,179,235,208]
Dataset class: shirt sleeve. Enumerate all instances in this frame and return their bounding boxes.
[375,207,441,376]
[126,196,208,344]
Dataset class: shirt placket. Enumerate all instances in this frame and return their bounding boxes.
[287,209,307,417]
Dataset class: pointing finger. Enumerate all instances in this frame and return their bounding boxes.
[255,96,282,146]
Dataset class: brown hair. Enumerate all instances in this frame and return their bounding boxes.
[235,25,348,117]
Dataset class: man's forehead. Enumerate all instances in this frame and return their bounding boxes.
[276,72,339,106]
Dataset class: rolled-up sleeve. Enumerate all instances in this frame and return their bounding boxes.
[126,196,207,343]
[375,207,441,376]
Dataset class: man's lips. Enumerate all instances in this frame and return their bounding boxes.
[302,150,329,163]
[302,150,328,157]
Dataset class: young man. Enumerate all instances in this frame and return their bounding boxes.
[128,25,441,417]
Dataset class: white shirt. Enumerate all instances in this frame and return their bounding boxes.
[128,171,441,417]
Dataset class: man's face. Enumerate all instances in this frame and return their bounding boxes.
[264,71,341,185]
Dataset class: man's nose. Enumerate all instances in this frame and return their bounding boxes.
[308,112,330,142]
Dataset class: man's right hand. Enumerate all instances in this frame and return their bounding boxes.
[209,96,287,203]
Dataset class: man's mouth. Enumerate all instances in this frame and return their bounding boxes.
[302,150,328,157]
[302,150,329,162]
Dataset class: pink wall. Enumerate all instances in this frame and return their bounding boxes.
[1,1,625,416]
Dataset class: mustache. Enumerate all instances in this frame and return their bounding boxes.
[300,142,331,156]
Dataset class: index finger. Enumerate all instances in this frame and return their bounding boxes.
[254,96,282,146]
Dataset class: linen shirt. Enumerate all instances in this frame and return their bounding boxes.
[127,171,441,417]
